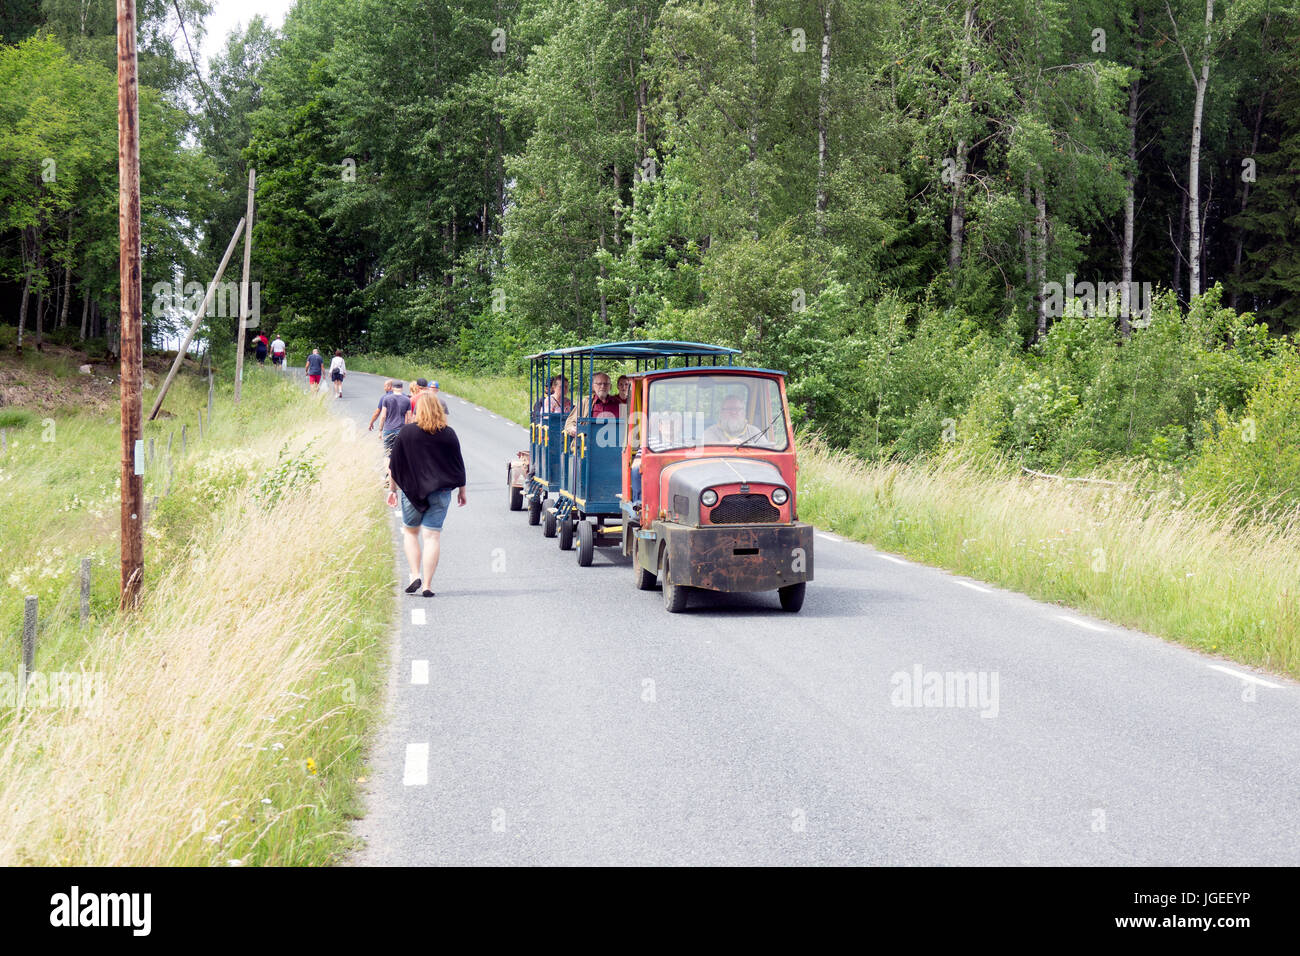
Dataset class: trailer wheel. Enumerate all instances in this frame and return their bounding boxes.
[527,498,542,526]
[632,536,656,591]
[778,582,806,612]
[543,509,557,538]
[662,556,690,613]
[558,515,574,551]
[576,520,594,566]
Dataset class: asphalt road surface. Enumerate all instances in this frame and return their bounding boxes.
[327,370,1299,866]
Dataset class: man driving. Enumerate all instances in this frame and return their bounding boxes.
[700,394,763,445]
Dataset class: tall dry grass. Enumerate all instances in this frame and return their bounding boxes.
[0,414,391,865]
[799,436,1300,678]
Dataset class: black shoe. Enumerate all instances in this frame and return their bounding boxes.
[404,578,422,594]
[421,589,435,598]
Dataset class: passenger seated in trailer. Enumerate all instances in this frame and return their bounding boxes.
[536,375,571,415]
[564,372,621,437]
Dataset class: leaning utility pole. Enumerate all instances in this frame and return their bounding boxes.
[117,0,144,608]
[233,167,255,403]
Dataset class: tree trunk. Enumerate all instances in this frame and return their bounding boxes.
[815,2,831,233]
[1035,184,1048,341]
[1023,169,1034,327]
[1229,83,1266,310]
[947,3,976,284]
[1184,0,1214,300]
[1172,189,1187,303]
[1120,13,1142,336]
[17,269,32,353]
[80,289,90,340]
[59,260,72,329]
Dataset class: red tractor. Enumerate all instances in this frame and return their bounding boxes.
[621,364,813,612]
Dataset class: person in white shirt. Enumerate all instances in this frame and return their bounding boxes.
[270,336,286,368]
[329,351,347,398]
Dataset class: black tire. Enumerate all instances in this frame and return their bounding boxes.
[576,520,594,566]
[662,557,690,613]
[632,536,656,591]
[543,509,557,538]
[778,582,806,612]
[527,498,542,526]
[509,483,523,511]
[558,515,574,551]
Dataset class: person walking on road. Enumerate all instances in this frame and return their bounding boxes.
[254,332,269,366]
[329,350,347,398]
[368,379,395,430]
[305,349,325,392]
[372,380,408,456]
[429,380,449,415]
[387,390,468,597]
[270,334,286,368]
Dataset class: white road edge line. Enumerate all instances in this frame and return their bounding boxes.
[876,554,910,566]
[411,608,426,625]
[815,532,843,542]
[411,660,429,685]
[955,580,992,593]
[1055,614,1108,632]
[403,743,429,786]
[1206,664,1282,689]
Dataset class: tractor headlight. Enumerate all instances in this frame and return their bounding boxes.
[701,489,719,507]
[771,487,789,505]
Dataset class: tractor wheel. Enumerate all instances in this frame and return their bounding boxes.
[576,520,594,566]
[543,509,557,538]
[778,582,806,612]
[632,536,656,591]
[509,483,523,511]
[662,556,690,613]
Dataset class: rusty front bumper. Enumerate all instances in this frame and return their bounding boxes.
[654,521,814,592]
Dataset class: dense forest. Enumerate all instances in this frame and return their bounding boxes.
[2,0,1298,495]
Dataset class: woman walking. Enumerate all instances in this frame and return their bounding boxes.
[387,391,468,597]
[329,350,347,397]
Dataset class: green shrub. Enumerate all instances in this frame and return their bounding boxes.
[1184,361,1300,518]
[0,408,36,429]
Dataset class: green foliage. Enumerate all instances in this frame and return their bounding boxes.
[253,440,322,509]
[1184,362,1300,518]
[0,408,36,429]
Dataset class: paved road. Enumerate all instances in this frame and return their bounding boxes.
[329,370,1299,866]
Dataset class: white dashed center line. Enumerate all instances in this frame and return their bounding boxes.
[411,608,426,625]
[1055,614,1108,632]
[411,660,429,685]
[1207,664,1281,688]
[403,743,429,786]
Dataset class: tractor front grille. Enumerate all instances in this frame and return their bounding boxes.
[709,493,779,524]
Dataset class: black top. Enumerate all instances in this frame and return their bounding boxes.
[389,423,467,512]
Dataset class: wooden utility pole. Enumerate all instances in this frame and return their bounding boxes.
[234,167,255,403]
[148,217,245,420]
[117,0,144,608]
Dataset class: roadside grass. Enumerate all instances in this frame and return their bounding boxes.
[348,353,528,422]
[798,436,1300,679]
[0,368,392,865]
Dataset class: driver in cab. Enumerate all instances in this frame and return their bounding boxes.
[700,395,763,445]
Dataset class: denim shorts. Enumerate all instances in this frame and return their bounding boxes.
[400,487,453,530]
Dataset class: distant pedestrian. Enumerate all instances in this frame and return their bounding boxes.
[367,379,395,431]
[271,334,286,368]
[387,391,468,597]
[305,349,325,392]
[408,378,424,424]
[254,332,269,365]
[429,379,449,415]
[374,381,407,456]
[329,350,347,397]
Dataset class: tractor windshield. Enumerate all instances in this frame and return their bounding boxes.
[646,374,789,452]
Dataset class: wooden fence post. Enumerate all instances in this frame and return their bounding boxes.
[80,558,91,628]
[20,595,37,690]
[181,424,187,455]
[198,408,204,440]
